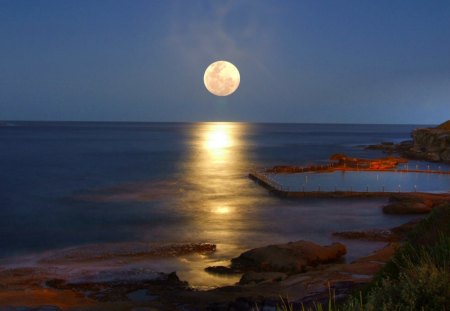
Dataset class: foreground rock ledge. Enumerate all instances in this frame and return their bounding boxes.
[1,240,398,310]
[207,240,347,275]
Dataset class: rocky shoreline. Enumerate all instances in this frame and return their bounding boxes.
[365,120,450,163]
[2,192,449,310]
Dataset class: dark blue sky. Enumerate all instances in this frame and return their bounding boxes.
[1,1,449,124]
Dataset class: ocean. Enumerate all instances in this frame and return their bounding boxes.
[0,122,445,287]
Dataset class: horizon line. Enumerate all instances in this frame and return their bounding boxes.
[0,119,435,127]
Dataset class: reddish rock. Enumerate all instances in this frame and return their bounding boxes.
[230,240,346,274]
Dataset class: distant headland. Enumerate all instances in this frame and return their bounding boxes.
[367,120,450,163]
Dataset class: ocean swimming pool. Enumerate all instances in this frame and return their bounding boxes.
[269,170,450,193]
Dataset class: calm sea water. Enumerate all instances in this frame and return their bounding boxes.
[1,122,446,287]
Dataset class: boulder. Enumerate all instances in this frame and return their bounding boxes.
[230,240,346,274]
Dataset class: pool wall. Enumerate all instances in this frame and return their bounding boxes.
[249,170,450,198]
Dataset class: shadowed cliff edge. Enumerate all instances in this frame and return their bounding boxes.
[366,120,450,162]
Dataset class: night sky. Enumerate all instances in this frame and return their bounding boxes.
[1,1,449,124]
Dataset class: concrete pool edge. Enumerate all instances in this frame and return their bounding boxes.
[249,171,450,198]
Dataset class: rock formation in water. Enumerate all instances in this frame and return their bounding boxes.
[366,120,450,163]
[230,240,347,274]
[409,120,450,162]
[206,240,347,275]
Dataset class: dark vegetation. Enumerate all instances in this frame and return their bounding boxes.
[357,204,450,310]
[277,204,450,311]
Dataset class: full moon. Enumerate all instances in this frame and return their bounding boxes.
[203,61,240,96]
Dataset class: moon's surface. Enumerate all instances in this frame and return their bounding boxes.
[204,61,240,96]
